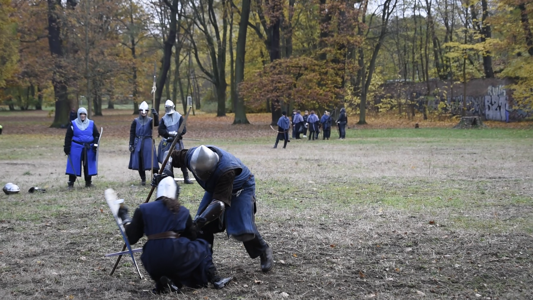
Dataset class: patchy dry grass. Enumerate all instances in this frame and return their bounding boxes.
[0,109,532,299]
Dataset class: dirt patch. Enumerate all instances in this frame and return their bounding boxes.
[0,111,532,299]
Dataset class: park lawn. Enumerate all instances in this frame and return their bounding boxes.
[0,111,532,299]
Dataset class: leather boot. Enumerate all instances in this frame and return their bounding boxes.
[182,170,193,184]
[67,181,74,191]
[85,181,92,188]
[208,265,232,289]
[260,247,273,273]
[152,276,180,294]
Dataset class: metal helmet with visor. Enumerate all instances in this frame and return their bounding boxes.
[164,100,176,114]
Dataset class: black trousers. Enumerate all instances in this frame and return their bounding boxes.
[274,131,288,148]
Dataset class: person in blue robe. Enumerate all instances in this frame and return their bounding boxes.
[158,100,193,184]
[128,101,159,186]
[169,145,274,273]
[118,176,231,293]
[320,111,332,140]
[307,110,320,140]
[273,111,290,148]
[64,107,100,189]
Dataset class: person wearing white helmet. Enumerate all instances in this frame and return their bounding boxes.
[128,101,159,186]
[63,107,100,189]
[157,100,193,184]
[116,176,232,293]
[166,145,274,273]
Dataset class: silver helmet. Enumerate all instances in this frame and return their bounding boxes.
[156,176,180,200]
[164,100,175,114]
[3,183,20,195]
[190,145,219,181]
[139,101,149,114]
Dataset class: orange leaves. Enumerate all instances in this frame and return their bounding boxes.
[240,57,345,110]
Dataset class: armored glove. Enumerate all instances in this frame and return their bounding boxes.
[151,173,165,187]
[64,146,70,155]
[168,131,178,137]
[193,200,225,229]
[151,108,157,115]
[93,143,98,152]
[117,205,131,226]
[129,145,134,153]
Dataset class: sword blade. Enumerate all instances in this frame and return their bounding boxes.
[105,248,143,257]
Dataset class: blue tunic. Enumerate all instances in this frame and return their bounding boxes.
[129,117,158,170]
[307,114,320,132]
[139,201,213,286]
[65,121,97,176]
[187,146,257,238]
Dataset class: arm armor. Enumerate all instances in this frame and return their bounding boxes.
[193,200,225,229]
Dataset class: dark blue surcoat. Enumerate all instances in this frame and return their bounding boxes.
[65,121,97,176]
[139,201,213,286]
[129,117,158,170]
[187,146,257,238]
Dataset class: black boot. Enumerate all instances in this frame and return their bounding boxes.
[183,170,193,184]
[85,181,92,188]
[208,265,232,289]
[260,247,273,273]
[67,181,74,191]
[152,276,180,294]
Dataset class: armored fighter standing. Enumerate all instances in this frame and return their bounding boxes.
[128,101,159,186]
[158,100,193,184]
[64,107,100,189]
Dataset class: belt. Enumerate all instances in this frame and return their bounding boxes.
[147,231,180,240]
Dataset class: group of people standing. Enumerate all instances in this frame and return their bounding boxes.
[273,108,348,149]
[63,102,273,294]
[128,100,193,186]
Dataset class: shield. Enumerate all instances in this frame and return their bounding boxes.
[104,188,143,279]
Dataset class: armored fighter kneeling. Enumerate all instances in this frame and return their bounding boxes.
[117,176,231,293]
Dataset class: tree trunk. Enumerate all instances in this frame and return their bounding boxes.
[233,0,251,124]
[48,0,70,128]
[480,0,493,78]
[519,4,533,56]
[128,0,139,114]
[36,85,43,110]
[155,0,178,112]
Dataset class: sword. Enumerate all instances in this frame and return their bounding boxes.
[105,189,143,279]
[105,248,143,257]
[95,127,103,175]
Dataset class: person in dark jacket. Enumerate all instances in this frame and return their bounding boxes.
[291,109,297,139]
[320,111,332,140]
[307,110,320,140]
[64,107,100,189]
[168,145,274,273]
[274,111,290,149]
[292,110,304,139]
[158,100,193,184]
[129,101,159,186]
[117,176,231,293]
[336,108,348,139]
[302,110,309,138]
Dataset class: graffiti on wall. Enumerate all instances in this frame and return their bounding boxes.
[485,85,508,121]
